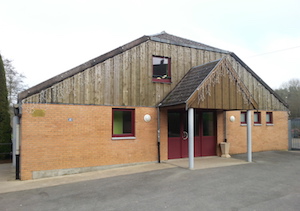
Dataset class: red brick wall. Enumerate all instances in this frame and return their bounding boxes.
[20,104,158,180]
[225,111,288,154]
[20,104,288,180]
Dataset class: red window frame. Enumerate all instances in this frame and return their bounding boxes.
[112,108,135,137]
[152,56,171,83]
[254,112,261,124]
[240,112,247,124]
[266,112,273,124]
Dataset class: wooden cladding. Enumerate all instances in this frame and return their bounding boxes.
[22,40,287,111]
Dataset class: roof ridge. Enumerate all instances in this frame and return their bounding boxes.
[149,32,229,54]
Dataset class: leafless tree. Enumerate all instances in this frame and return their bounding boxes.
[3,58,28,105]
[275,78,300,118]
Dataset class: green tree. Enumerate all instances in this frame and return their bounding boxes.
[275,78,300,119]
[0,54,12,159]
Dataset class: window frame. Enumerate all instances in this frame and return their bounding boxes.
[266,112,273,125]
[254,112,261,125]
[152,56,171,83]
[112,108,135,138]
[240,111,247,125]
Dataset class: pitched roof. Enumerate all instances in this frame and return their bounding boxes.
[159,60,221,107]
[19,32,228,101]
[150,31,229,53]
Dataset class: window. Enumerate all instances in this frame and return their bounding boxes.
[112,109,135,137]
[240,112,247,124]
[266,112,273,124]
[254,112,261,124]
[203,112,215,136]
[152,56,171,82]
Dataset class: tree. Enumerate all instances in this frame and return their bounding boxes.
[3,58,27,105]
[0,54,12,159]
[275,78,300,119]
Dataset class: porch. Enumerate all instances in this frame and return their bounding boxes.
[164,156,248,170]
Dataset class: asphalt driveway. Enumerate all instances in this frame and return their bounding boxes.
[0,151,300,211]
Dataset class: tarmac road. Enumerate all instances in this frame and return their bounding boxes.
[0,151,300,211]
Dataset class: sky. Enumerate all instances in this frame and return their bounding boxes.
[1,0,300,89]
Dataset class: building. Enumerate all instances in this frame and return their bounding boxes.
[15,32,289,180]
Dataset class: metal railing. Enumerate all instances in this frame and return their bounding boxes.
[289,119,300,150]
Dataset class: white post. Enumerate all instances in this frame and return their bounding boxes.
[188,108,194,169]
[12,116,17,167]
[247,110,252,162]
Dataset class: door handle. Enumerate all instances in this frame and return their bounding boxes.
[182,131,188,140]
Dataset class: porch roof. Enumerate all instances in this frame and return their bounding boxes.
[159,57,258,110]
[159,60,220,107]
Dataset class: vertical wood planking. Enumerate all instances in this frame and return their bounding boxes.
[131,47,137,106]
[198,49,204,65]
[79,72,84,104]
[113,55,120,105]
[162,43,171,100]
[191,48,197,68]
[109,58,114,105]
[103,59,111,105]
[90,67,96,105]
[171,44,178,87]
[207,83,215,108]
[222,72,230,109]
[94,64,101,105]
[84,69,90,104]
[135,45,141,105]
[215,75,223,109]
[177,46,184,83]
[184,47,191,74]
[122,51,129,106]
[149,41,158,106]
[139,42,147,106]
[204,50,209,63]
[21,40,287,111]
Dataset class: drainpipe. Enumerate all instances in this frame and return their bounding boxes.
[13,104,21,180]
[157,104,161,163]
[188,108,194,169]
[247,110,252,162]
[224,111,227,142]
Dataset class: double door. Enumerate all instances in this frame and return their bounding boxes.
[167,109,216,159]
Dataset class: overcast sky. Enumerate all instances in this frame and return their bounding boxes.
[1,0,300,89]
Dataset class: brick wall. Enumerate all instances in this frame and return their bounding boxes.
[20,104,158,180]
[226,110,288,154]
[20,104,288,180]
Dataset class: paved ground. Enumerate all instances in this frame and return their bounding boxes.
[0,151,300,210]
[0,156,248,193]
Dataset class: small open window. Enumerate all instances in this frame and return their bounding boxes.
[152,56,171,83]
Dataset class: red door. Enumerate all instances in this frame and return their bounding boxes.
[168,110,217,159]
[194,111,217,156]
[167,111,188,159]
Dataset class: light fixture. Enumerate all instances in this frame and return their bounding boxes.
[144,114,151,122]
[230,116,235,122]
